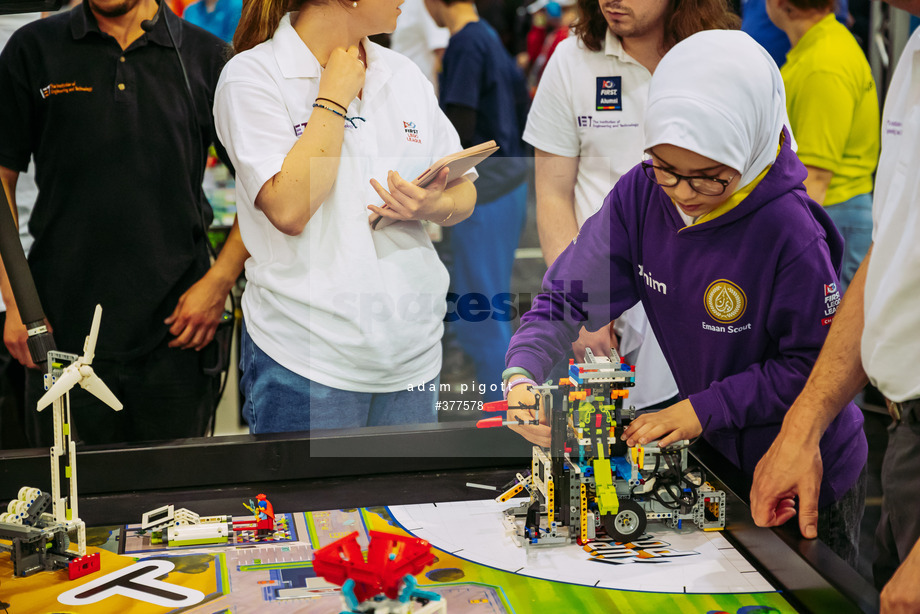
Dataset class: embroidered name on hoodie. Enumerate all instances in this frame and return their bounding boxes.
[638,264,667,295]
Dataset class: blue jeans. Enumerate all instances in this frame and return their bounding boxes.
[240,322,439,433]
[447,182,528,402]
[824,192,872,295]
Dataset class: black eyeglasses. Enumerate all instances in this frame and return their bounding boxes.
[641,161,736,196]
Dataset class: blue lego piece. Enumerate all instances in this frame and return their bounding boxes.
[400,575,441,603]
[341,578,360,611]
[399,575,417,603]
[611,456,637,480]
[568,363,583,384]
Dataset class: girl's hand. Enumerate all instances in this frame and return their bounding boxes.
[368,167,451,223]
[572,324,617,362]
[505,378,551,448]
[317,45,365,109]
[621,399,702,448]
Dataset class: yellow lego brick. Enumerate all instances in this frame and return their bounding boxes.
[498,483,524,502]
[592,459,619,516]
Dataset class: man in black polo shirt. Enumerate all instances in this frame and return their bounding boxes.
[0,0,248,445]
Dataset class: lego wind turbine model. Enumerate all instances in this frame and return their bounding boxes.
[36,304,122,530]
[37,305,122,414]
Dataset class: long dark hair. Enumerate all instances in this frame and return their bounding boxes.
[571,0,741,53]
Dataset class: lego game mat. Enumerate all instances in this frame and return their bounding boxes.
[3,500,800,613]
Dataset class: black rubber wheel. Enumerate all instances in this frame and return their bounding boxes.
[602,498,647,542]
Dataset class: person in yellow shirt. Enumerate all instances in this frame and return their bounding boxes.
[767,0,879,293]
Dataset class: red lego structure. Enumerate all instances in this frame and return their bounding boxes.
[313,530,441,612]
[68,552,100,580]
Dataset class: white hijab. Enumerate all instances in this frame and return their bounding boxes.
[644,30,794,190]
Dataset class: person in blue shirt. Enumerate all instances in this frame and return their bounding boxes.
[741,0,849,66]
[184,0,242,44]
[425,0,530,402]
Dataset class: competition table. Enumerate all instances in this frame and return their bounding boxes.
[0,423,879,613]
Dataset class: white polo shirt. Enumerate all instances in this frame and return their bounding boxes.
[862,28,920,402]
[214,14,465,392]
[524,31,650,227]
[523,30,678,410]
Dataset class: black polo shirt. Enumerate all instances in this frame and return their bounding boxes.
[0,2,229,359]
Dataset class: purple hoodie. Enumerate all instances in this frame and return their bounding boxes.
[506,133,866,507]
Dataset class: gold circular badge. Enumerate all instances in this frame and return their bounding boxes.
[704,279,747,323]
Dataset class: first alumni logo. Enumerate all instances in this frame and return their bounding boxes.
[704,279,746,324]
[596,76,622,111]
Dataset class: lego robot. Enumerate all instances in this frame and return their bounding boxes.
[483,349,725,547]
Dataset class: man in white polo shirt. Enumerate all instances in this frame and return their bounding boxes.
[523,0,739,409]
[751,2,920,610]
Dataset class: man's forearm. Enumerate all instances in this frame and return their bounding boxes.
[0,167,21,309]
[206,217,248,295]
[534,151,580,266]
[537,199,579,266]
[783,247,872,439]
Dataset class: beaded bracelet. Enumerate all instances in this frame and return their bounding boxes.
[503,377,538,400]
[314,96,348,112]
[312,103,366,129]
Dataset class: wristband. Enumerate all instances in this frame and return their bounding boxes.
[312,103,366,129]
[502,366,535,383]
[315,96,348,112]
[503,377,537,400]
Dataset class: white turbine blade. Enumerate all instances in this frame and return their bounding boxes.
[83,304,103,365]
[80,372,123,411]
[36,367,82,412]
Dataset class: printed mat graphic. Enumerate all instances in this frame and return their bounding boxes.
[0,503,797,613]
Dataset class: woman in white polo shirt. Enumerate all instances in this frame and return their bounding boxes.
[214,0,476,433]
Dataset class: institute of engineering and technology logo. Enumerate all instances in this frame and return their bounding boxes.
[704,279,747,324]
[39,82,93,98]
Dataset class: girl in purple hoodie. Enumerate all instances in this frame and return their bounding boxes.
[502,30,867,565]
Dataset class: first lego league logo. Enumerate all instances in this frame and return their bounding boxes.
[822,281,840,325]
[403,121,422,143]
